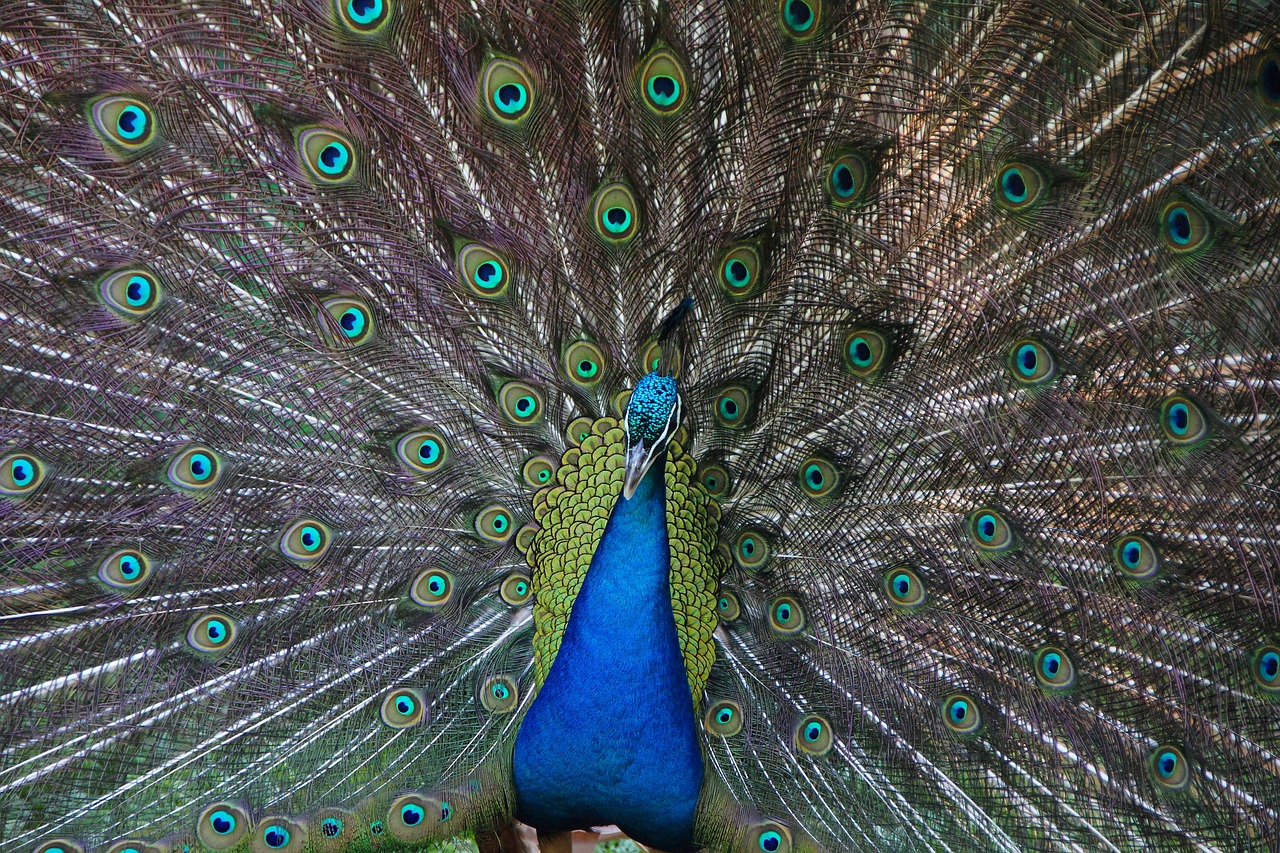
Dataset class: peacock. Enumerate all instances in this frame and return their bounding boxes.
[3,0,1280,851]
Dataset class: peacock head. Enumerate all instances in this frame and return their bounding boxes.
[623,372,682,499]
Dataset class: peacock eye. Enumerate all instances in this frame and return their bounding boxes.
[380,687,426,728]
[166,445,222,491]
[1111,534,1159,579]
[1252,645,1280,692]
[1158,394,1210,445]
[1257,49,1280,108]
[319,297,375,347]
[798,456,838,498]
[457,243,511,299]
[843,329,889,378]
[713,386,751,428]
[1158,200,1213,253]
[0,452,45,496]
[942,693,982,734]
[410,568,454,606]
[994,162,1047,211]
[793,714,832,755]
[563,340,606,387]
[297,128,357,184]
[475,505,514,543]
[480,675,519,713]
[98,549,152,589]
[883,566,925,608]
[187,614,237,653]
[592,182,639,242]
[197,803,249,849]
[336,0,390,33]
[522,455,558,487]
[719,245,761,297]
[704,699,743,736]
[639,49,688,114]
[827,153,870,206]
[498,380,544,425]
[640,340,682,376]
[1007,338,1057,385]
[769,596,805,634]
[1149,745,1190,790]
[716,590,740,622]
[734,529,772,570]
[99,268,162,319]
[396,430,449,474]
[968,508,1015,552]
[88,95,157,152]
[501,572,533,605]
[1032,645,1076,690]
[260,823,294,850]
[280,519,331,562]
[779,0,821,38]
[698,462,730,497]
[482,58,535,123]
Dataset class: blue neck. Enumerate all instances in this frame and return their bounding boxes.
[513,453,703,851]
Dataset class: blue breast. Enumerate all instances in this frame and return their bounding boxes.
[513,453,704,850]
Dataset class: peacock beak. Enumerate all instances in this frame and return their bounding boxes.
[622,440,659,500]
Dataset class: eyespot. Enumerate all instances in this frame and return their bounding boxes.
[798,456,838,498]
[457,243,510,299]
[1111,534,1160,580]
[482,57,535,123]
[641,341,681,376]
[779,0,820,38]
[843,329,889,378]
[35,841,84,853]
[567,416,594,446]
[1252,645,1280,693]
[297,128,357,184]
[410,568,453,607]
[166,445,221,491]
[475,505,515,543]
[313,810,353,846]
[395,430,448,474]
[514,524,537,554]
[883,566,925,608]
[197,804,250,850]
[592,182,639,243]
[187,613,237,654]
[0,452,45,496]
[88,95,157,152]
[942,693,981,734]
[98,549,151,589]
[749,822,792,853]
[1159,394,1210,445]
[319,297,374,347]
[501,573,532,605]
[768,596,805,634]
[968,508,1015,552]
[380,687,426,728]
[716,590,741,622]
[1007,339,1056,385]
[498,381,544,425]
[104,840,150,853]
[336,0,390,34]
[563,340,606,387]
[1257,49,1280,108]
[719,245,761,297]
[734,529,771,570]
[994,162,1047,211]
[699,462,730,498]
[827,153,870,206]
[714,386,751,428]
[705,699,744,736]
[279,519,331,562]
[253,818,304,853]
[1149,745,1190,791]
[1159,200,1213,253]
[99,268,162,319]
[793,714,833,756]
[639,48,687,114]
[522,455,557,487]
[479,675,519,713]
[1032,645,1076,690]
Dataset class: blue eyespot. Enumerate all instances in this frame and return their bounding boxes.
[942,693,981,733]
[400,804,423,826]
[263,826,290,848]
[1254,646,1280,692]
[210,811,236,835]
[830,163,856,198]
[473,261,503,290]
[849,337,873,367]
[339,307,366,338]
[1001,168,1027,203]
[346,0,383,26]
[782,0,816,34]
[602,206,631,234]
[321,817,344,838]
[494,83,528,115]
[125,274,152,307]
[1167,402,1189,435]
[647,75,680,107]
[1149,745,1189,789]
